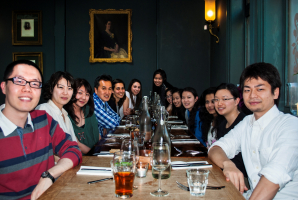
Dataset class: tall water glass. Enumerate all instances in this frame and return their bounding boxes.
[150,142,171,197]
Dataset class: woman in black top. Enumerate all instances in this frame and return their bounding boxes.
[214,83,248,178]
[152,69,173,106]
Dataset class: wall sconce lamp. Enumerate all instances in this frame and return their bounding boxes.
[205,0,219,43]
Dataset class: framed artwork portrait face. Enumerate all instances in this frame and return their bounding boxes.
[89,9,132,63]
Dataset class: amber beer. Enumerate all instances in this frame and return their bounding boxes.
[114,171,135,197]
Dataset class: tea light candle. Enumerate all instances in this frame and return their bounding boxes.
[137,168,147,177]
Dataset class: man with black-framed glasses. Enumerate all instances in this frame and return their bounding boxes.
[0,60,82,200]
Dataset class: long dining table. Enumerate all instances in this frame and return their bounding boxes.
[40,156,245,199]
[40,118,245,199]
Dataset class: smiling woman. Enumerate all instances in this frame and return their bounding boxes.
[36,71,77,142]
[214,83,248,178]
[64,78,100,155]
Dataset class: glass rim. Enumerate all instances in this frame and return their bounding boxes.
[186,169,210,174]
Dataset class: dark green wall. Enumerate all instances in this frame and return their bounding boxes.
[158,0,210,95]
[0,0,210,104]
[0,1,56,104]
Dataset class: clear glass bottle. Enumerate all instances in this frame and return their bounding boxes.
[139,96,152,143]
[151,106,171,179]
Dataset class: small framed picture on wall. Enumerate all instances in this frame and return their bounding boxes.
[12,11,42,45]
[13,52,43,74]
[89,9,132,63]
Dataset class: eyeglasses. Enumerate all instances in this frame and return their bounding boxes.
[212,98,234,103]
[166,95,172,99]
[6,77,42,89]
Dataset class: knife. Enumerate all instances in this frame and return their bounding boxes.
[87,177,113,184]
[81,168,111,171]
[172,163,212,167]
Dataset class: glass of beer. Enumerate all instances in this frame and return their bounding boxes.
[113,151,136,198]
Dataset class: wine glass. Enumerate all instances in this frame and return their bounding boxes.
[125,117,137,139]
[150,142,171,197]
[121,139,140,164]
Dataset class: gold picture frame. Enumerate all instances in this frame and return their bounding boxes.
[13,52,43,74]
[12,11,42,45]
[89,9,132,63]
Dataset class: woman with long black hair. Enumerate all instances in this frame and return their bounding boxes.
[198,87,223,148]
[126,79,142,111]
[171,87,186,121]
[152,69,173,106]
[182,87,205,146]
[65,78,100,155]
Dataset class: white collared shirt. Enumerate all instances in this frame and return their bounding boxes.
[209,105,298,199]
[35,100,77,142]
[0,104,34,136]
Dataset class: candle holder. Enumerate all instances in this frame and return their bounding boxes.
[136,162,149,178]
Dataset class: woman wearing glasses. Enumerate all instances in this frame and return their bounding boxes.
[214,83,248,179]
[36,71,77,142]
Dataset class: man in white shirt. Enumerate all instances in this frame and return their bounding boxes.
[208,62,298,199]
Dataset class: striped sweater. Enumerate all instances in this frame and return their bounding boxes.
[0,110,82,200]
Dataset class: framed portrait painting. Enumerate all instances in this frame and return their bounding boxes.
[13,52,43,74]
[89,9,132,63]
[12,11,42,45]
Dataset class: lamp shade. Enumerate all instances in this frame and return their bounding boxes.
[205,0,216,21]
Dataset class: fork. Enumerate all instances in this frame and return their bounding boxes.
[176,181,225,190]
[174,146,183,156]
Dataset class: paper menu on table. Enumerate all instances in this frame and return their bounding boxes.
[77,166,113,176]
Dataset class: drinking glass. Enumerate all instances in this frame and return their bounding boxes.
[186,169,210,196]
[113,151,136,199]
[121,139,139,163]
[150,142,171,197]
[125,117,137,138]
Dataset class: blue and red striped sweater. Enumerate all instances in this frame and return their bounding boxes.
[0,110,82,199]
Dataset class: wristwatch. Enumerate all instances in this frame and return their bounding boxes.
[41,171,55,183]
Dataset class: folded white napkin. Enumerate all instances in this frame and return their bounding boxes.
[168,116,178,119]
[166,120,183,124]
[171,125,188,130]
[77,166,113,176]
[171,139,200,144]
[107,133,130,138]
[171,161,212,170]
[172,140,200,144]
[117,125,126,128]
[93,151,114,157]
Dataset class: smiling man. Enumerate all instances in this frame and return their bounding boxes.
[208,62,298,199]
[0,60,82,200]
[93,75,120,137]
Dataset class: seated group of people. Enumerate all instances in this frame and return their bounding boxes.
[0,60,297,200]
[153,66,298,199]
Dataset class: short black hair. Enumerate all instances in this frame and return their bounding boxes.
[94,74,112,89]
[43,71,74,101]
[239,62,281,106]
[3,60,43,82]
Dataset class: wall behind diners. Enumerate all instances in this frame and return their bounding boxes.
[0,0,211,104]
[0,1,56,104]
